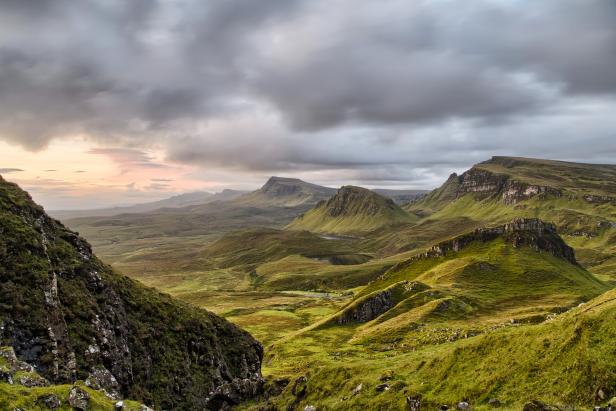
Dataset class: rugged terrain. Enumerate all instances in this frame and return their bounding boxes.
[15,156,616,410]
[0,176,264,410]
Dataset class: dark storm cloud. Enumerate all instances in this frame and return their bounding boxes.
[0,0,615,183]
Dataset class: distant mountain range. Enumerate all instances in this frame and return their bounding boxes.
[50,189,247,219]
[50,176,428,220]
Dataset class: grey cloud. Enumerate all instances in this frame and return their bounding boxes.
[88,148,169,171]
[0,0,615,186]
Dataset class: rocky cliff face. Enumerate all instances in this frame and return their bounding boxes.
[455,168,562,205]
[0,176,263,410]
[336,289,394,324]
[423,218,577,264]
[391,218,578,274]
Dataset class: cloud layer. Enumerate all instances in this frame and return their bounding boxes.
[1,0,616,187]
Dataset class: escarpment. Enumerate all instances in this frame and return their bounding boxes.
[336,289,395,324]
[0,176,264,410]
[391,218,578,274]
[453,168,562,205]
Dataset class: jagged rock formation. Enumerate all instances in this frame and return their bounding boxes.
[422,218,577,264]
[435,167,562,206]
[413,156,616,215]
[456,167,562,205]
[336,289,394,324]
[392,218,578,274]
[288,186,414,234]
[0,176,263,410]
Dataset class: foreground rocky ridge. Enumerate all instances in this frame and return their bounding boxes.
[0,176,263,409]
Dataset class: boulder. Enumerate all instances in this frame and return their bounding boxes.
[17,373,49,387]
[68,386,90,411]
[291,376,308,398]
[304,406,317,411]
[36,394,61,410]
[352,383,363,396]
[85,367,120,399]
[457,401,471,410]
[375,383,390,392]
[522,400,559,411]
[205,376,264,410]
[406,394,421,411]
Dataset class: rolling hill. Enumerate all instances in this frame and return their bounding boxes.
[287,186,416,235]
[0,176,263,410]
[16,157,614,410]
[257,219,612,410]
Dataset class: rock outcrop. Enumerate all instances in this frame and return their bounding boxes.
[0,176,263,409]
[392,218,578,274]
[454,168,562,205]
[336,289,395,324]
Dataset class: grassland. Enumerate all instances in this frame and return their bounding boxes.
[243,288,616,410]
[49,157,616,409]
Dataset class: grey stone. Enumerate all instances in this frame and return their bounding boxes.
[36,394,61,410]
[68,386,90,411]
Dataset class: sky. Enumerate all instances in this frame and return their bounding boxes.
[1,0,616,209]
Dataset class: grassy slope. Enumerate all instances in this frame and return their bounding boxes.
[247,287,616,410]
[242,238,612,410]
[29,158,615,409]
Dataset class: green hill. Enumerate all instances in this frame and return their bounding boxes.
[254,219,612,410]
[258,288,616,411]
[0,176,263,410]
[233,176,337,207]
[287,186,416,235]
[405,157,616,282]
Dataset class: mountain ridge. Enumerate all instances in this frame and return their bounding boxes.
[0,176,264,409]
